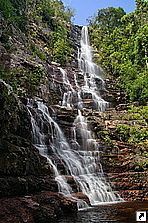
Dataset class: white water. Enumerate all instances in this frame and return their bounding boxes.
[27,26,122,209]
[27,100,89,209]
[73,110,120,205]
[78,26,109,111]
[27,100,121,209]
[59,26,122,204]
[27,101,72,195]
[60,26,108,111]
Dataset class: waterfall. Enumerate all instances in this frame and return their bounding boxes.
[27,100,89,209]
[27,100,72,196]
[78,26,108,111]
[27,26,122,209]
[61,26,108,111]
[27,100,121,208]
[58,26,122,204]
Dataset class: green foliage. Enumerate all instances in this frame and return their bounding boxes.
[125,72,148,104]
[53,38,70,65]
[29,0,74,26]
[0,0,28,32]
[0,29,11,44]
[0,71,19,93]
[47,20,71,65]
[89,4,148,104]
[122,113,144,120]
[0,0,74,57]
[136,0,148,24]
[28,0,73,65]
[99,130,113,145]
[0,0,74,71]
[0,0,14,19]
[35,0,73,23]
[117,124,148,143]
[128,105,148,120]
[25,65,45,95]
[31,44,46,60]
[89,7,126,33]
[0,65,45,96]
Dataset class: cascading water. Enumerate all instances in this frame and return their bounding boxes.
[27,26,122,210]
[78,26,108,111]
[60,26,108,111]
[59,26,122,204]
[73,110,120,205]
[27,100,121,208]
[27,101,72,196]
[27,100,89,209]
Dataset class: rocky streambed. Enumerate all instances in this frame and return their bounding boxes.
[58,201,148,223]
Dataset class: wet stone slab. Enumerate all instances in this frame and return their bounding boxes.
[57,201,148,223]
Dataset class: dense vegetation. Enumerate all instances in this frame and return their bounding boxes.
[89,0,148,104]
[0,0,74,95]
[0,0,74,65]
[0,0,147,104]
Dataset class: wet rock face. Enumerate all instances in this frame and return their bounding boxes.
[48,104,148,202]
[108,172,148,201]
[0,80,32,139]
[0,80,58,198]
[83,105,148,201]
[104,78,127,106]
[0,80,19,136]
[0,46,11,72]
[55,106,78,142]
[0,135,41,176]
[0,192,77,223]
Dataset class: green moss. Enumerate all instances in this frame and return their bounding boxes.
[31,44,46,60]
[121,113,143,120]
[99,130,113,145]
[128,105,148,120]
[0,65,45,96]
[117,124,148,143]
[26,65,45,95]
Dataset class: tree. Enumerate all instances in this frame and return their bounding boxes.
[89,5,148,104]
[91,7,126,34]
[135,0,148,24]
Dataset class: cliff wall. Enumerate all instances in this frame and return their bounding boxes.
[0,6,147,222]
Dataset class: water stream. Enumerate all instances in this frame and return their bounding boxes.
[58,201,148,223]
[27,26,123,210]
[78,26,108,111]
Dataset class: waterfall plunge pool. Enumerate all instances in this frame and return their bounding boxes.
[57,200,148,223]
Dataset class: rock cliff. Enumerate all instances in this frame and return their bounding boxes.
[0,6,147,223]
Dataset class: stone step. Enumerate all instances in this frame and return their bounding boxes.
[71,193,90,205]
[111,181,147,190]
[108,172,148,178]
[118,190,148,201]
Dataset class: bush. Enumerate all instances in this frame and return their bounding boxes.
[89,5,148,104]
[117,124,148,143]
[127,72,148,104]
